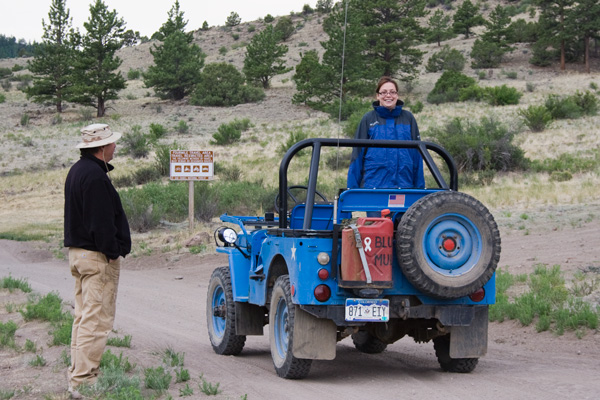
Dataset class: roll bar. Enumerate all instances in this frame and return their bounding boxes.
[278,138,458,229]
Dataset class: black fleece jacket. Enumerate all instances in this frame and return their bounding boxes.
[64,153,131,260]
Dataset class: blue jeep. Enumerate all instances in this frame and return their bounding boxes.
[207,138,501,379]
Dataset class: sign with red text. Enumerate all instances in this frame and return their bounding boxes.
[170,150,214,181]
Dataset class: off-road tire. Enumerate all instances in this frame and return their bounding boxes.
[433,335,478,373]
[207,267,246,355]
[351,331,388,354]
[396,191,501,299]
[269,275,312,379]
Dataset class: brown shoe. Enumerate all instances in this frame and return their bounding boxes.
[68,386,83,399]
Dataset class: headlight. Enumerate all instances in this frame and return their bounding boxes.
[216,227,237,245]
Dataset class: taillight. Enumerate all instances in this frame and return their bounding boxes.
[317,268,329,280]
[314,285,331,302]
[469,288,485,302]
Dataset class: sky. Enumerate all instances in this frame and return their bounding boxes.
[1,0,319,43]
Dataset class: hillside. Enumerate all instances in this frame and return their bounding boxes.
[0,6,599,244]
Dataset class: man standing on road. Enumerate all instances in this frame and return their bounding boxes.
[64,123,131,399]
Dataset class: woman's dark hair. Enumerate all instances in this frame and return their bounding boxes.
[376,76,399,93]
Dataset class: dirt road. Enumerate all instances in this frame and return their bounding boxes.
[1,220,600,399]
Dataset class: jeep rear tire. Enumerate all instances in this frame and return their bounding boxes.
[269,275,312,379]
[396,191,501,299]
[433,335,478,373]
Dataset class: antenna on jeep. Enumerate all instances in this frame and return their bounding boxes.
[334,0,350,224]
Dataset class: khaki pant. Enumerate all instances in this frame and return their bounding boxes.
[68,248,120,389]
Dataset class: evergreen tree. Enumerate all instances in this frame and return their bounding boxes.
[274,17,295,41]
[26,0,78,113]
[143,1,205,100]
[293,0,370,114]
[357,0,426,79]
[481,5,512,51]
[226,12,241,27]
[427,9,454,47]
[570,0,600,73]
[243,25,291,89]
[69,0,126,117]
[534,0,575,71]
[190,63,265,107]
[452,0,485,39]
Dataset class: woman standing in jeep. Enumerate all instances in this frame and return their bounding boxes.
[347,76,424,190]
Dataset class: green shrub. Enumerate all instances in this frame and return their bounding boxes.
[0,93,5,103]
[144,366,172,390]
[190,63,265,107]
[127,69,141,80]
[425,45,465,73]
[427,116,528,174]
[120,126,150,158]
[20,292,66,323]
[573,90,598,116]
[408,100,424,114]
[518,105,552,132]
[218,46,227,55]
[483,85,522,106]
[0,321,18,348]
[154,141,187,177]
[215,163,243,181]
[470,39,505,69]
[264,14,275,23]
[211,119,252,145]
[1,275,32,292]
[545,94,583,120]
[427,71,477,104]
[274,16,295,41]
[20,113,30,126]
[278,128,311,155]
[0,67,11,78]
[148,123,167,141]
[530,151,599,175]
[107,334,132,348]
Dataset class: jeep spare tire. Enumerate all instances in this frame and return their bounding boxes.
[396,191,501,299]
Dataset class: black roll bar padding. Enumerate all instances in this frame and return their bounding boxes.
[278,138,458,229]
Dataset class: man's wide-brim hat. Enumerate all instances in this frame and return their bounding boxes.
[76,123,122,149]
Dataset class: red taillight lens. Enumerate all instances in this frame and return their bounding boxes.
[314,284,331,302]
[469,288,485,302]
[318,268,329,280]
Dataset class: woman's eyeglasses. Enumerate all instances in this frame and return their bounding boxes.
[378,91,397,96]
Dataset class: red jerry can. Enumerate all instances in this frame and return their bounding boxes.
[340,217,394,288]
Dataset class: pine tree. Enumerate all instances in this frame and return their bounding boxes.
[535,0,576,71]
[570,0,600,73]
[293,0,369,113]
[452,0,485,39]
[26,0,77,113]
[427,9,454,47]
[143,1,205,100]
[69,0,126,117]
[243,25,291,89]
[357,0,426,79]
[481,5,513,51]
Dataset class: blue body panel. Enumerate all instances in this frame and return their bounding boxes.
[218,188,496,309]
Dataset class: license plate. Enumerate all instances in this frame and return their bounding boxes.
[345,298,389,322]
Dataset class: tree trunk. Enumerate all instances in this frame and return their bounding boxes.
[97,97,105,118]
[584,35,590,74]
[560,40,565,71]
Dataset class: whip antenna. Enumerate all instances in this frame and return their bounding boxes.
[335,0,350,177]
